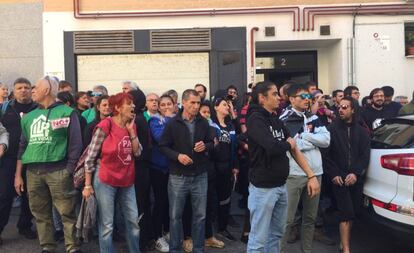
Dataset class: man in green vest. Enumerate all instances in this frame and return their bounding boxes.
[14,76,83,253]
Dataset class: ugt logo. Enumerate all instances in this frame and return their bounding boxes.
[30,115,50,138]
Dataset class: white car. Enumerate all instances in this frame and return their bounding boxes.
[363,115,414,235]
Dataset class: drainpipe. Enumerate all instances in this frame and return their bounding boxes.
[250,27,259,84]
[351,12,356,86]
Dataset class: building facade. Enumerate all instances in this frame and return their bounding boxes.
[1,0,413,98]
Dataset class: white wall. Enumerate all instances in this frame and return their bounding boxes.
[43,11,414,97]
[355,15,414,99]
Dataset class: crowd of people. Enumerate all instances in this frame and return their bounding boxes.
[0,76,413,253]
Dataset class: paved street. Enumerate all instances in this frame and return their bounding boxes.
[2,200,414,253]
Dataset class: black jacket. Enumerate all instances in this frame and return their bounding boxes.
[322,118,370,181]
[246,104,291,188]
[159,111,214,176]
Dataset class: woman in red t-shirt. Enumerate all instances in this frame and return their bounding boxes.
[83,92,142,253]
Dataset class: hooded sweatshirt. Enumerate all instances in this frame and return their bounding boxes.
[279,106,330,176]
[246,104,291,188]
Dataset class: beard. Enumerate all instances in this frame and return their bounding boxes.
[372,100,384,108]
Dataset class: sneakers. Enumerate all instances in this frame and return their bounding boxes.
[155,237,169,252]
[205,236,225,248]
[217,229,236,241]
[182,238,193,253]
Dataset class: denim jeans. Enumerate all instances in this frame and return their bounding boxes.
[168,172,207,253]
[247,183,288,253]
[94,174,140,253]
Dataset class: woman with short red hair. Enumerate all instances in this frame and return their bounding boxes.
[83,92,142,253]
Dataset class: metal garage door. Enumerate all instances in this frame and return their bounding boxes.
[77,53,210,99]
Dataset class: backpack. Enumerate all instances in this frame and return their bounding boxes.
[73,118,112,189]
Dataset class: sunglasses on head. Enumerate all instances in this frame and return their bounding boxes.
[91,91,103,97]
[294,93,312,100]
[339,104,350,110]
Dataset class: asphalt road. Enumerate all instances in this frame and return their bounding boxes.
[2,200,414,253]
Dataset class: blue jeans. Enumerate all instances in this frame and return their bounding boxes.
[168,172,207,253]
[94,175,140,253]
[247,184,288,253]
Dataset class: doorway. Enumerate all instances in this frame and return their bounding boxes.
[255,51,318,88]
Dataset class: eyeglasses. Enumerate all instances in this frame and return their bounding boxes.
[293,93,312,100]
[339,104,350,110]
[352,91,360,95]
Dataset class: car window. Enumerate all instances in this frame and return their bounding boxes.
[372,122,414,149]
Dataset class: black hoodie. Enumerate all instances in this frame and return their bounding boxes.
[246,104,291,188]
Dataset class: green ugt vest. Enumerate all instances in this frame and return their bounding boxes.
[21,104,74,164]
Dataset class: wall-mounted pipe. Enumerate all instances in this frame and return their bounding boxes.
[303,3,414,31]
[309,7,414,31]
[250,27,259,84]
[73,0,300,31]
[250,27,259,68]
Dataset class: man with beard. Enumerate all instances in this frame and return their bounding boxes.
[322,97,370,253]
[361,88,396,131]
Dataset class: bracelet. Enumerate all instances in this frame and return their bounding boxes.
[308,175,316,180]
[130,135,137,141]
[84,185,92,189]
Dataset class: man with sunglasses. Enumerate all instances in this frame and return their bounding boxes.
[279,84,330,253]
[322,97,370,253]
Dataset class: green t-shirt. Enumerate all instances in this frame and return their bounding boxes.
[21,104,74,164]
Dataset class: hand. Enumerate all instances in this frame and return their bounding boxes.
[332,176,344,186]
[194,141,206,153]
[82,186,95,199]
[14,175,24,196]
[178,154,193,166]
[126,115,136,133]
[0,144,5,158]
[232,168,239,176]
[286,137,296,150]
[307,177,320,198]
[345,173,357,186]
[243,143,248,151]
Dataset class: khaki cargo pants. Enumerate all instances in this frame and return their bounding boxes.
[27,168,79,253]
